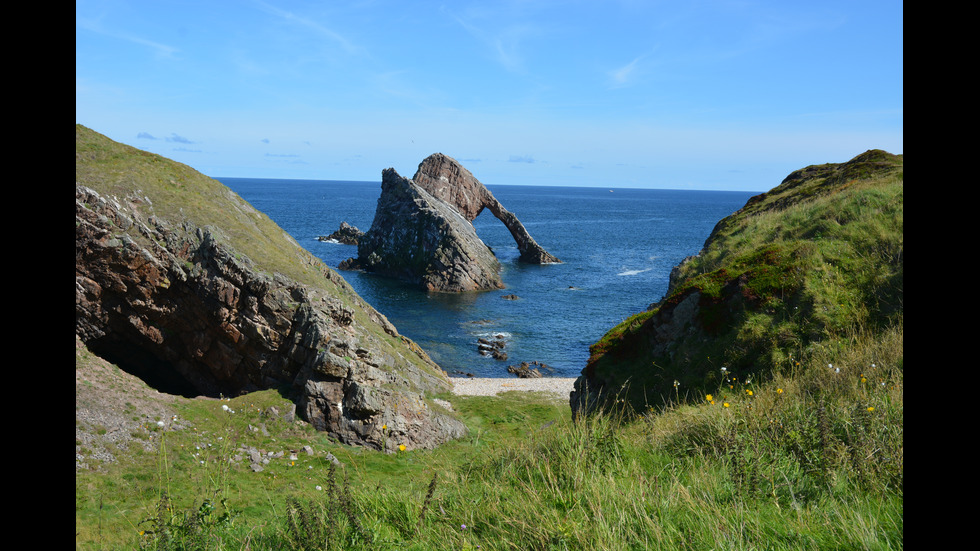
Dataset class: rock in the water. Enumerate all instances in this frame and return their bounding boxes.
[75,124,467,452]
[412,153,560,264]
[319,222,364,245]
[340,154,560,292]
[341,167,504,292]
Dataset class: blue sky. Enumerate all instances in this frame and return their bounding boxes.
[76,0,902,191]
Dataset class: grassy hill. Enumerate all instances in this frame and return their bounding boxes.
[580,150,903,413]
[76,147,902,550]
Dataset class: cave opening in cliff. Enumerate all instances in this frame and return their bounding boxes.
[86,336,203,398]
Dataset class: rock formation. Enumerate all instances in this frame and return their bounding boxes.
[340,154,560,292]
[318,222,364,245]
[412,153,560,264]
[340,167,505,292]
[75,124,466,452]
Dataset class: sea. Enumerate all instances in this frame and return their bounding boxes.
[216,178,758,379]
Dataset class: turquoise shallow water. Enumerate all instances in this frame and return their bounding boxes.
[217,178,757,378]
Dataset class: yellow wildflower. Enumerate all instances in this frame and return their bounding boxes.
[398,444,406,451]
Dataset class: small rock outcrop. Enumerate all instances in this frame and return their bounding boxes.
[341,167,505,292]
[412,153,560,264]
[507,361,554,378]
[340,154,559,292]
[75,124,466,452]
[319,222,364,245]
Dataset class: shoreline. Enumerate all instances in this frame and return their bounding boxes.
[449,377,576,398]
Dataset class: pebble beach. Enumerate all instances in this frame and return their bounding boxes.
[450,377,577,398]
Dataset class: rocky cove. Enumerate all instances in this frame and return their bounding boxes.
[76,125,472,453]
[76,127,570,454]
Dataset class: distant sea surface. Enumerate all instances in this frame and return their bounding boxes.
[217,178,757,379]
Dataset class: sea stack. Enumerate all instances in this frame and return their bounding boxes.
[341,167,505,292]
[340,154,560,292]
[412,153,561,264]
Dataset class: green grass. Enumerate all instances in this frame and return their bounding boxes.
[76,136,901,549]
[76,329,902,550]
[583,151,903,413]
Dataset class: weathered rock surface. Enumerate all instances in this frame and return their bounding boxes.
[75,124,466,452]
[341,167,505,292]
[340,154,560,292]
[319,222,364,245]
[507,361,554,378]
[412,153,561,264]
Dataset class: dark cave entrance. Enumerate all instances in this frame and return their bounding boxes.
[85,335,204,399]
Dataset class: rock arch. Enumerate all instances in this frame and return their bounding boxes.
[411,153,561,264]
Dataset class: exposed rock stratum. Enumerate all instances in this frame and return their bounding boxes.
[340,154,559,292]
[75,124,466,452]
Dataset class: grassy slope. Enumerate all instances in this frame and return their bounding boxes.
[77,356,902,550]
[586,150,903,411]
[75,124,444,384]
[77,146,902,550]
[76,124,322,287]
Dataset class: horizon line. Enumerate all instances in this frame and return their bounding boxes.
[210,175,766,194]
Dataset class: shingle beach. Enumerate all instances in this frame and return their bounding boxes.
[449,377,576,398]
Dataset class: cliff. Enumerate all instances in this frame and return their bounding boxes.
[572,150,904,415]
[75,124,466,451]
[340,154,559,292]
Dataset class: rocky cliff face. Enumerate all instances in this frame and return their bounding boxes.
[75,125,466,451]
[341,166,506,292]
[412,153,561,264]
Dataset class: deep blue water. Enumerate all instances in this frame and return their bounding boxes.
[216,178,757,378]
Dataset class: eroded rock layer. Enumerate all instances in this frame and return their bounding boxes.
[342,167,505,292]
[412,153,561,264]
[75,125,466,451]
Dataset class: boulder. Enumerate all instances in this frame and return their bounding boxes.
[507,362,542,378]
[318,222,364,245]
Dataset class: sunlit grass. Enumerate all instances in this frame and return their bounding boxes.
[77,321,902,550]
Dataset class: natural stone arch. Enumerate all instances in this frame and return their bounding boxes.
[411,153,561,264]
